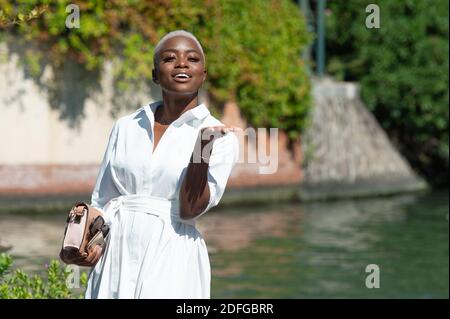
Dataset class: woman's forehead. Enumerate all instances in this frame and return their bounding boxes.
[159,36,203,54]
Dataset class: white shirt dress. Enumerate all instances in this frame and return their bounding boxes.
[84,101,239,299]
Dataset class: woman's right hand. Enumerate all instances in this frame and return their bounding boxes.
[60,245,103,267]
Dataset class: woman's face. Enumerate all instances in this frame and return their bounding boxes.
[153,36,206,95]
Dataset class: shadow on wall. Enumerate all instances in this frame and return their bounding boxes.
[2,36,159,128]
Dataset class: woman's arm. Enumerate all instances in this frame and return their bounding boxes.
[61,121,120,267]
[179,151,211,219]
[179,126,240,220]
[90,121,121,217]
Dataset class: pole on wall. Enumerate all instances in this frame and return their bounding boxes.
[300,0,313,76]
[316,0,326,77]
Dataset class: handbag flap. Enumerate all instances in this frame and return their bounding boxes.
[62,204,88,250]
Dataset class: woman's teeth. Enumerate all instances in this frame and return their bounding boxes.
[174,74,189,78]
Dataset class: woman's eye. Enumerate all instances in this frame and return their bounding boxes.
[189,57,200,62]
[163,56,175,62]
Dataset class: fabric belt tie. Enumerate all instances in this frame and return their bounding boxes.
[100,194,195,296]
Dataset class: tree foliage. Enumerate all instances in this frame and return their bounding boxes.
[0,0,312,140]
[326,0,449,185]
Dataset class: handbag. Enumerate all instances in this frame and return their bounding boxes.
[59,202,109,265]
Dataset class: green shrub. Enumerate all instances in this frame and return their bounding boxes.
[326,0,449,185]
[0,0,312,141]
[0,253,87,299]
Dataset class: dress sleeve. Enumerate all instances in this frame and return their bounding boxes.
[90,121,121,217]
[195,131,240,219]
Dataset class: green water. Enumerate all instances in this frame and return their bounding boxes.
[0,189,448,298]
[208,189,449,298]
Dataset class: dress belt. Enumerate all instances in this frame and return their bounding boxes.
[103,194,196,227]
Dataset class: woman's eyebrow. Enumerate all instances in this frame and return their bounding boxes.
[160,48,200,54]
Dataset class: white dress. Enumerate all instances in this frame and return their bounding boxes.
[84,101,239,299]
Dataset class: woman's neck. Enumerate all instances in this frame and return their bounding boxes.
[160,92,200,123]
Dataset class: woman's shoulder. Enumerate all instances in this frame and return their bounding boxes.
[113,102,157,129]
[201,112,224,128]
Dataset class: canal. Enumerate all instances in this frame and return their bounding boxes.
[0,189,448,298]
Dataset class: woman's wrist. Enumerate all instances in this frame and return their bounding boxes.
[190,148,211,164]
[191,130,214,164]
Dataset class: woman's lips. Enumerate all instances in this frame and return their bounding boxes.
[172,76,192,83]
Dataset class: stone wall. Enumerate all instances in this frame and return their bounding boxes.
[299,77,428,200]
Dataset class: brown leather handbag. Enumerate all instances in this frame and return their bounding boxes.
[59,202,109,265]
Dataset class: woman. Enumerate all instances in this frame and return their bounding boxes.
[67,30,240,298]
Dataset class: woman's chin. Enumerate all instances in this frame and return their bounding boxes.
[162,86,201,95]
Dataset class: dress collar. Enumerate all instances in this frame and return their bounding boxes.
[144,100,210,128]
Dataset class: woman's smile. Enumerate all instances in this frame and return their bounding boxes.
[172,71,193,83]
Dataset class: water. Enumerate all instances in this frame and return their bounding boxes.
[0,189,448,298]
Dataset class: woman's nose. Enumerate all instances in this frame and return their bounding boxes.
[175,57,188,68]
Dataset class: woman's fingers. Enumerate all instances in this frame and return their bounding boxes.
[90,246,103,265]
[62,246,102,267]
[211,125,242,134]
[61,250,87,264]
[219,126,242,134]
[84,246,103,265]
[201,126,242,141]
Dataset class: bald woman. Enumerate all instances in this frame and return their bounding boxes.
[77,30,240,299]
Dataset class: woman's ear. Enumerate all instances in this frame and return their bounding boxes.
[202,68,207,83]
[152,69,159,84]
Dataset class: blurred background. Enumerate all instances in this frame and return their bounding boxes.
[0,0,448,298]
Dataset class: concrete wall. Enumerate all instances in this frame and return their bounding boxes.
[0,43,155,165]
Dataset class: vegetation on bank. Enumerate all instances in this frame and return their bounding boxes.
[0,253,86,298]
[326,0,449,185]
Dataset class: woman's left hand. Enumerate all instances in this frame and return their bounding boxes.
[193,126,241,161]
[198,125,242,145]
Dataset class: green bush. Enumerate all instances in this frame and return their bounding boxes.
[0,0,312,141]
[0,253,87,299]
[326,0,449,185]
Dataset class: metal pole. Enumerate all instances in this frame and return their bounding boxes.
[317,0,326,77]
[300,0,313,76]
